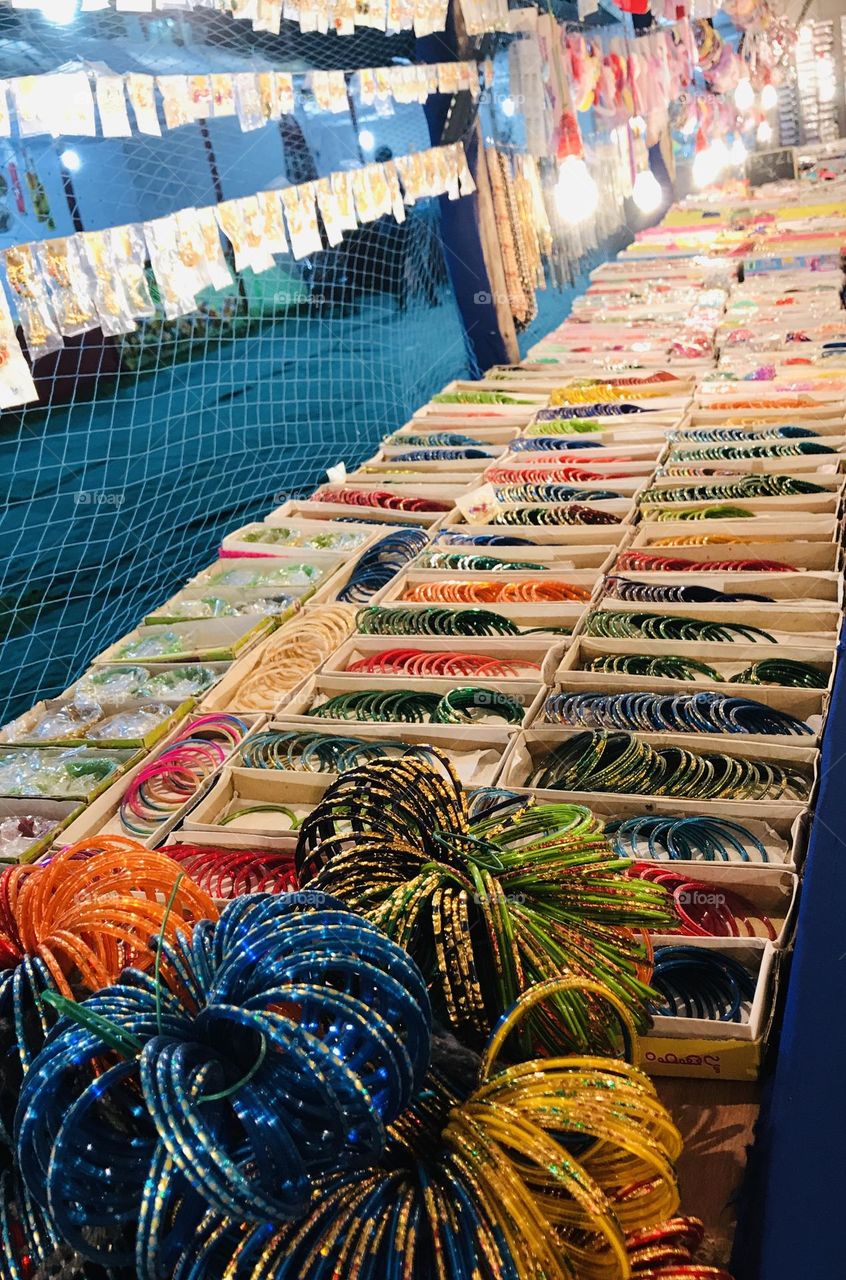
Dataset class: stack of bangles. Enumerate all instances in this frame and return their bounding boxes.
[118,713,250,835]
[489,503,622,525]
[523,418,605,434]
[649,532,784,547]
[510,434,612,450]
[650,948,759,1022]
[602,576,773,604]
[435,531,536,547]
[163,841,297,896]
[306,686,526,724]
[401,579,591,603]
[630,863,778,939]
[584,611,777,643]
[641,475,826,503]
[670,424,818,443]
[346,647,541,677]
[485,464,628,482]
[492,483,622,503]
[584,653,825,688]
[641,504,757,521]
[607,815,771,862]
[525,730,807,800]
[542,690,812,737]
[355,605,570,637]
[384,431,485,446]
[616,549,798,572]
[416,551,548,571]
[667,440,834,462]
[389,447,494,460]
[335,528,429,603]
[626,1217,734,1277]
[241,730,442,771]
[222,605,357,710]
[313,486,452,512]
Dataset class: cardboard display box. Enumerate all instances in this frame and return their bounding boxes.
[94,617,274,665]
[0,797,85,863]
[282,673,544,730]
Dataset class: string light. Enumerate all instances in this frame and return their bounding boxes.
[757,119,774,145]
[554,155,598,224]
[500,96,516,117]
[632,169,663,214]
[730,137,747,166]
[358,129,375,151]
[692,140,729,188]
[735,79,754,111]
[761,83,778,111]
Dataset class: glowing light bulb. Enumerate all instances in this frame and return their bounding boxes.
[681,114,698,137]
[817,56,837,104]
[60,148,82,172]
[692,142,728,189]
[632,169,662,214]
[757,120,773,145]
[500,96,515,118]
[358,129,375,152]
[629,115,646,133]
[38,0,77,21]
[761,83,778,111]
[735,79,754,111]
[554,155,599,225]
[730,138,747,166]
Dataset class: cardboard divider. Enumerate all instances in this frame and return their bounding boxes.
[281,673,544,729]
[416,542,620,570]
[231,718,517,787]
[0,797,86,863]
[640,938,779,1081]
[380,567,602,605]
[93,617,274,665]
[539,677,826,745]
[499,726,819,805]
[600,568,843,606]
[583,599,841,643]
[51,713,267,847]
[0,695,194,750]
[180,768,331,838]
[323,635,550,681]
[549,636,836,694]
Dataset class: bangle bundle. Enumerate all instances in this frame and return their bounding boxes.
[435,531,536,546]
[241,730,440,772]
[643,505,757,521]
[306,686,526,724]
[492,483,622,503]
[346,647,541,677]
[586,653,724,682]
[390,447,494,460]
[227,605,357,710]
[313,486,452,512]
[603,575,773,604]
[607,815,770,863]
[401,578,591,603]
[543,690,812,737]
[489,503,622,525]
[163,842,297,896]
[119,713,250,835]
[668,440,834,462]
[672,425,818,442]
[335,528,428,603]
[356,605,522,636]
[650,947,758,1021]
[584,611,777,643]
[626,1216,734,1278]
[486,464,623,482]
[296,755,671,1050]
[734,658,827,689]
[525,731,807,800]
[0,837,215,1139]
[641,475,826,504]
[630,864,777,939]
[16,894,432,1268]
[416,551,548,570]
[511,435,616,451]
[617,550,797,573]
[384,431,483,446]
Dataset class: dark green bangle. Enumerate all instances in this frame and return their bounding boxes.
[583,611,777,645]
[733,658,827,689]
